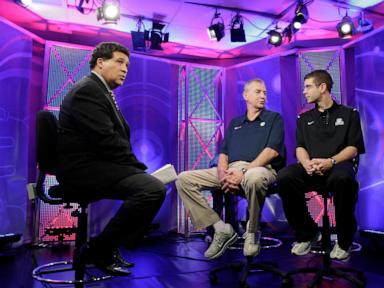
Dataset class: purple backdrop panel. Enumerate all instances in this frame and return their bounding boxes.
[0,21,32,235]
[354,30,384,232]
[225,57,282,126]
[115,56,179,232]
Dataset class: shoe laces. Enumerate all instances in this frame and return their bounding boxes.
[212,231,228,245]
[244,231,260,245]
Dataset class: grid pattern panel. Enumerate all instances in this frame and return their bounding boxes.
[46,45,92,109]
[299,50,341,108]
[306,192,336,227]
[177,65,223,235]
[187,67,221,171]
[36,44,92,243]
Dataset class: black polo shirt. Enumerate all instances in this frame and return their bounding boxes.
[220,109,285,170]
[296,102,365,159]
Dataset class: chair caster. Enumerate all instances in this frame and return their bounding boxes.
[240,280,250,288]
[282,276,293,288]
[209,273,218,285]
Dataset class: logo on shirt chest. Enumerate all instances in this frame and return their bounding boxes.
[335,118,344,126]
[234,121,266,130]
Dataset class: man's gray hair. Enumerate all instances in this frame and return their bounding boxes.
[243,78,265,92]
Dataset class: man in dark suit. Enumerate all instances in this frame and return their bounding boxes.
[57,42,166,275]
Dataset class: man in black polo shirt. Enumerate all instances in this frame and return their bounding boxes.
[277,70,365,261]
[176,79,285,259]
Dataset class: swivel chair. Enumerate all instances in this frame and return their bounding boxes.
[31,110,113,287]
[283,184,366,287]
[209,181,288,288]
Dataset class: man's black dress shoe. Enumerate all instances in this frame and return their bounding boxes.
[93,261,132,276]
[75,244,131,276]
[113,249,134,268]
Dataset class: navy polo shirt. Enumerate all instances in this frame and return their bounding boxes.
[296,102,365,158]
[220,109,285,170]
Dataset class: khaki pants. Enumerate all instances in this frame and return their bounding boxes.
[175,161,277,233]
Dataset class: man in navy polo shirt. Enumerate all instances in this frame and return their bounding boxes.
[277,70,365,261]
[176,79,285,259]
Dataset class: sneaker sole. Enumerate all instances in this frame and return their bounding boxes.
[206,233,238,260]
[331,254,351,262]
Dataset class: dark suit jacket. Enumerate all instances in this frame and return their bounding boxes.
[56,73,147,197]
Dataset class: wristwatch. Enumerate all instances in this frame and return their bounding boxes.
[241,168,248,174]
[330,157,336,166]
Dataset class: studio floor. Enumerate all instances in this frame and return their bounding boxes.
[1,224,383,288]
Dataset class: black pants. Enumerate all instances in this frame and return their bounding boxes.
[277,162,358,250]
[91,173,166,255]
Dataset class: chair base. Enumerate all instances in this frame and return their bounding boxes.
[209,237,286,287]
[210,256,287,288]
[284,265,366,288]
[32,260,113,288]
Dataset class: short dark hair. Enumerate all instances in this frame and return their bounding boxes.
[304,69,333,93]
[89,42,130,69]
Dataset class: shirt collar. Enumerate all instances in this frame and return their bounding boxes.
[314,101,339,117]
[91,71,112,92]
[241,109,266,123]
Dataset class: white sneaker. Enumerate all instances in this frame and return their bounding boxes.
[291,232,321,256]
[243,231,261,257]
[291,241,311,255]
[330,243,351,261]
[204,225,238,259]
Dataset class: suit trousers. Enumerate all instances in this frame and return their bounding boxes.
[91,173,166,254]
[277,162,358,250]
[176,161,277,233]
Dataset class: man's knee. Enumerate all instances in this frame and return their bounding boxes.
[176,171,193,189]
[141,176,167,202]
[243,168,271,192]
[155,181,167,201]
[328,169,355,186]
[277,165,297,182]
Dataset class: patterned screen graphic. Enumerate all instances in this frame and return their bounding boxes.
[37,176,78,242]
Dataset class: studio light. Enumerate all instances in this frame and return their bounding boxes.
[336,14,355,38]
[207,11,225,42]
[131,17,146,51]
[131,31,146,51]
[230,13,246,42]
[15,0,32,7]
[292,1,308,31]
[97,0,120,25]
[358,11,373,33]
[144,22,169,50]
[267,29,283,47]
